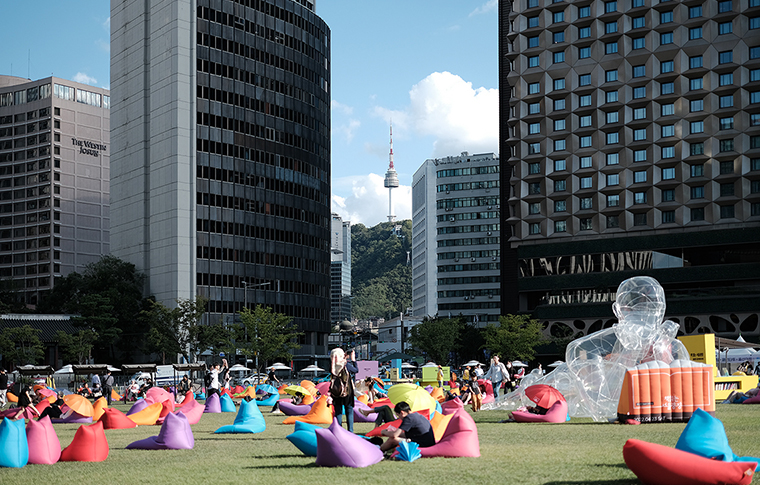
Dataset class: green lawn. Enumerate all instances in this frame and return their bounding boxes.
[1,402,757,484]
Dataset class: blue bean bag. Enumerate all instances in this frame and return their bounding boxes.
[220,393,236,413]
[315,418,383,468]
[286,421,322,456]
[0,417,28,468]
[676,408,759,466]
[255,392,279,407]
[215,399,266,434]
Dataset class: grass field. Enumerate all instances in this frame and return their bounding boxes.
[0,402,757,484]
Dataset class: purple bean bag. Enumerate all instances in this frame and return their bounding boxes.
[52,411,93,424]
[203,393,221,413]
[220,393,236,413]
[176,398,203,425]
[315,418,383,468]
[126,411,194,450]
[215,399,266,434]
[286,420,322,456]
[353,400,378,423]
[26,416,61,465]
[279,399,312,416]
[126,399,150,416]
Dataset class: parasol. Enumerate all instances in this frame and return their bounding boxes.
[525,384,565,409]
[387,383,438,414]
[63,394,95,417]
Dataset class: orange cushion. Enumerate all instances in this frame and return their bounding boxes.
[6,392,17,403]
[623,439,756,485]
[128,402,162,426]
[430,411,454,442]
[282,396,333,425]
[92,397,108,421]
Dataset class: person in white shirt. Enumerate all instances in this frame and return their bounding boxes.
[484,356,510,399]
[208,365,220,396]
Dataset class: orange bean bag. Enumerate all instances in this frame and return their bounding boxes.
[366,410,431,437]
[430,411,454,442]
[111,389,122,402]
[127,402,162,426]
[283,396,333,425]
[92,397,108,421]
[430,387,445,403]
[98,408,137,429]
[623,439,756,485]
[357,395,369,405]
[6,392,17,403]
[302,393,315,406]
[60,421,109,462]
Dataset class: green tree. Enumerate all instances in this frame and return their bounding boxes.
[199,321,236,362]
[408,316,466,364]
[71,293,120,353]
[235,305,302,374]
[0,325,44,366]
[482,314,545,362]
[56,329,97,364]
[140,296,208,364]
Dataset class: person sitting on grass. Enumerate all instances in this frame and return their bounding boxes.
[377,401,435,453]
[723,384,760,403]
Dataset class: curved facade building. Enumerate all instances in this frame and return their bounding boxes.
[110,0,332,362]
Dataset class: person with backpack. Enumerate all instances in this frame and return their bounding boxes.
[329,347,358,432]
[103,370,115,404]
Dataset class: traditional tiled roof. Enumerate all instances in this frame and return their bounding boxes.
[0,314,78,343]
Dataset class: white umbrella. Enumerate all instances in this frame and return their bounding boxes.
[301,365,325,372]
[463,360,482,367]
[401,363,417,369]
[511,360,528,367]
[268,363,292,370]
[54,365,74,374]
[421,362,438,368]
[548,360,564,367]
[229,364,251,372]
[107,365,121,372]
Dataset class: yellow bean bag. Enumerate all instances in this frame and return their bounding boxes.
[282,395,332,425]
[127,402,162,426]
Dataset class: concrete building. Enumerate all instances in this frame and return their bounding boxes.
[499,0,760,339]
[0,75,110,306]
[412,152,501,326]
[330,213,351,323]
[110,0,332,365]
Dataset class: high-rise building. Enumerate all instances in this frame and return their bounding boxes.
[110,0,332,365]
[330,213,351,323]
[500,0,760,340]
[0,75,111,306]
[412,152,501,326]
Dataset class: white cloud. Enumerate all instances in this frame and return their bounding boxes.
[72,72,97,85]
[470,0,498,16]
[331,100,353,115]
[331,173,412,227]
[103,16,111,30]
[331,100,361,143]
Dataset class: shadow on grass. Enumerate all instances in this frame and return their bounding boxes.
[243,463,318,469]
[544,480,636,485]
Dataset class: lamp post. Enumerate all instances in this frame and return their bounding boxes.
[242,281,271,382]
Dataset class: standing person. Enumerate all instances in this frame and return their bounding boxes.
[208,364,220,396]
[470,378,482,412]
[0,368,7,409]
[266,367,280,386]
[378,401,435,453]
[474,364,484,379]
[436,365,444,388]
[220,359,231,390]
[504,361,517,393]
[463,365,471,382]
[91,372,101,396]
[484,356,509,399]
[103,370,115,405]
[329,348,358,432]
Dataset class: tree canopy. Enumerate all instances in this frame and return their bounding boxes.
[407,316,467,364]
[235,305,302,373]
[140,296,209,364]
[482,314,545,362]
[0,325,44,366]
[56,329,97,365]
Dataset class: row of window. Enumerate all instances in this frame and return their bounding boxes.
[526,114,759,135]
[527,173,760,194]
[524,0,754,15]
[525,134,760,155]
[528,158,760,174]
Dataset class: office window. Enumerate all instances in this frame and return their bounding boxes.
[580,156,593,168]
[633,37,646,49]
[689,27,702,39]
[578,5,590,18]
[607,195,620,207]
[529,122,541,134]
[606,215,620,228]
[634,192,647,204]
[662,146,675,158]
[660,11,673,23]
[634,170,647,183]
[691,186,704,199]
[528,0,539,7]
[529,142,541,154]
[661,103,675,116]
[753,158,760,171]
[718,22,732,34]
[752,135,760,148]
[580,135,592,147]
[554,220,567,232]
[528,16,539,28]
[752,69,760,82]
[580,94,592,106]
[579,26,591,39]
[579,74,591,86]
[554,78,566,90]
[661,61,674,73]
[529,82,540,94]
[690,77,703,90]
[751,17,760,29]
[607,153,619,165]
[580,218,593,230]
[634,149,647,162]
[689,6,702,18]
[633,65,645,78]
[529,102,540,114]
[633,16,645,28]
[634,108,646,120]
[719,95,733,108]
[580,115,592,127]
[753,180,760,193]
[605,21,618,33]
[554,98,566,110]
[691,207,705,221]
[606,42,618,54]
[579,46,591,58]
[690,56,703,68]
[690,121,704,134]
[690,164,704,177]
[632,0,645,6]
[553,11,565,22]
[554,119,566,131]
[719,161,733,174]
[528,55,540,67]
[719,51,733,64]
[718,0,732,12]
[554,139,567,151]
[554,179,567,191]
[662,188,675,201]
[553,51,566,63]
[634,129,647,141]
[529,162,541,174]
[754,203,760,216]
[607,174,619,186]
[719,73,733,86]
[529,223,541,235]
[529,182,541,194]
[528,36,539,48]
[660,32,673,44]
[633,86,646,99]
[554,200,567,212]
[660,82,674,95]
[662,167,675,180]
[661,125,675,137]
[606,132,619,144]
[554,159,567,171]
[529,202,540,214]
[662,211,675,223]
[606,70,618,82]
[581,176,593,188]
[690,99,704,112]
[606,91,618,103]
[753,47,760,59]
[720,117,734,130]
[605,1,617,13]
[606,111,619,123]
[580,196,593,209]
[719,139,734,152]
[690,142,704,155]
[720,205,735,219]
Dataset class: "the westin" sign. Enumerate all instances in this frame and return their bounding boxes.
[71,137,107,157]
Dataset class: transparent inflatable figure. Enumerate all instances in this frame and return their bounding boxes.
[483,276,690,421]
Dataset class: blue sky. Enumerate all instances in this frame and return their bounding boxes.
[0,1,499,226]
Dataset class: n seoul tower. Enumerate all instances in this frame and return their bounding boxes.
[384,124,400,223]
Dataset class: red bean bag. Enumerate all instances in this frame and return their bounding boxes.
[624,439,756,485]
[35,399,51,414]
[26,416,61,465]
[419,409,480,458]
[365,409,431,437]
[511,400,568,423]
[98,408,137,429]
[60,421,109,462]
[177,398,204,425]
[368,397,391,408]
[175,391,195,407]
[283,396,333,425]
[743,395,760,404]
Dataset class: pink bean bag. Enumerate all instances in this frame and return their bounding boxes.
[145,388,174,411]
[623,439,756,485]
[315,418,383,468]
[419,409,480,458]
[441,397,464,415]
[60,421,109,462]
[176,398,203,425]
[477,379,494,404]
[126,411,194,450]
[26,416,61,465]
[316,381,330,396]
[98,408,138,429]
[280,400,313,416]
[203,393,222,413]
[743,395,760,404]
[353,400,378,423]
[511,400,568,423]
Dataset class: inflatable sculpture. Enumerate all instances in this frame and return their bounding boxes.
[126,412,194,450]
[0,417,28,468]
[26,416,61,465]
[315,418,384,468]
[485,276,692,422]
[215,399,266,434]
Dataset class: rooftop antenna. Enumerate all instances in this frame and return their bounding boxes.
[383,122,399,223]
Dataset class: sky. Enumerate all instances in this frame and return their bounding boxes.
[0,1,499,227]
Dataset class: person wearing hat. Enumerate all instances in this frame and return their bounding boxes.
[0,368,7,409]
